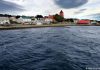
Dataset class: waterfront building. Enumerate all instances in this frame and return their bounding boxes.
[17,16,32,24]
[10,16,17,22]
[0,16,10,25]
[44,18,52,24]
[33,19,43,25]
[44,16,54,24]
[34,15,44,25]
[77,19,91,25]
[90,20,97,25]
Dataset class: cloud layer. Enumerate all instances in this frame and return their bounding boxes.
[0,0,24,13]
[54,0,88,8]
[0,0,100,19]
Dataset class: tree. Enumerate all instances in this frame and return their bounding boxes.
[54,14,64,22]
[16,15,20,19]
[65,18,74,22]
[35,15,43,20]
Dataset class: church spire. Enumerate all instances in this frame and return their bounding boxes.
[59,10,64,18]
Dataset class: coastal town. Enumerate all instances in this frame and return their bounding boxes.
[0,10,100,29]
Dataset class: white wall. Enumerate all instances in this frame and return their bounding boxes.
[17,17,32,24]
[0,17,10,24]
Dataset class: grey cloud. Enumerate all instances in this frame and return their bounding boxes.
[86,13,100,16]
[74,9,87,14]
[84,13,100,21]
[79,9,87,11]
[74,11,83,14]
[0,0,24,13]
[54,0,88,9]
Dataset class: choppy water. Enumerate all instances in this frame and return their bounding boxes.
[0,26,100,70]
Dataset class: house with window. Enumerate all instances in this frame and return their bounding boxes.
[0,16,10,25]
[34,16,53,25]
[17,16,32,24]
[44,16,54,24]
[34,15,44,25]
[34,19,44,25]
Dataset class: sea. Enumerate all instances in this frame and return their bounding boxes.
[0,26,100,70]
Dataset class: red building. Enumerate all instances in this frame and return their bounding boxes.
[77,20,90,24]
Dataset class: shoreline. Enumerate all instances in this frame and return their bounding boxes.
[0,24,99,30]
[0,24,70,30]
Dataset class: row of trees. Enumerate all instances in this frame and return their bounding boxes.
[53,14,75,23]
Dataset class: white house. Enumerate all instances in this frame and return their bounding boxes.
[10,16,17,22]
[34,19,43,25]
[0,17,10,25]
[44,18,53,24]
[90,20,97,25]
[33,18,52,25]
[17,16,32,24]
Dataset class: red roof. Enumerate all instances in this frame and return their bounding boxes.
[77,20,90,24]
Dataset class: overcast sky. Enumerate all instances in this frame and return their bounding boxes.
[0,0,100,18]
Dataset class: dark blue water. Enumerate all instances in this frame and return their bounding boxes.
[0,26,100,70]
